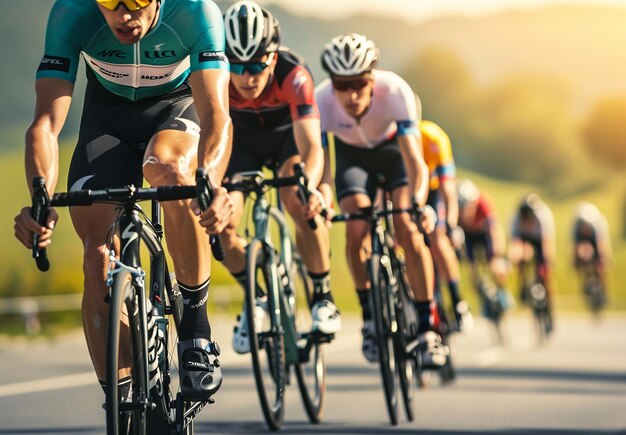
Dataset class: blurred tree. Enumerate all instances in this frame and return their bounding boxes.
[583,97,626,169]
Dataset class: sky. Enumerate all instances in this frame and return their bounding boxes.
[251,0,626,22]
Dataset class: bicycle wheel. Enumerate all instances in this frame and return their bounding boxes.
[292,253,326,423]
[395,270,415,422]
[106,270,149,435]
[147,271,197,435]
[369,253,399,426]
[246,239,286,430]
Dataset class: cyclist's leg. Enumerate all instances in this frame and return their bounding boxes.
[278,153,340,333]
[390,187,445,367]
[66,105,145,384]
[70,204,125,381]
[429,222,471,330]
[143,127,222,400]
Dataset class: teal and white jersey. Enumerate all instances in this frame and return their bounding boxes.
[37,0,227,101]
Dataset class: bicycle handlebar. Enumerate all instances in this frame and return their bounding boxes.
[195,168,225,261]
[331,206,417,223]
[30,173,226,270]
[224,163,328,230]
[31,177,50,272]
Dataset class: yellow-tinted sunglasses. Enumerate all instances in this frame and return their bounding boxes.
[96,0,153,11]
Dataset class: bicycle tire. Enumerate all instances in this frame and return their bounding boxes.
[395,270,415,422]
[369,253,399,426]
[246,239,286,430]
[146,272,196,435]
[292,253,326,423]
[106,270,148,435]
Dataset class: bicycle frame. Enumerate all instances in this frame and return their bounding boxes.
[239,171,301,366]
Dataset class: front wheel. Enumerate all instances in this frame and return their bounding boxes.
[246,239,286,430]
[369,254,399,426]
[106,270,148,435]
[292,253,326,423]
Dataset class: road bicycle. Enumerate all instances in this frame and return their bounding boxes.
[332,198,422,425]
[519,259,553,344]
[577,259,606,320]
[461,243,509,345]
[225,163,331,430]
[31,170,223,435]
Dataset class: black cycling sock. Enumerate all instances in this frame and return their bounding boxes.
[357,289,371,322]
[448,280,461,307]
[309,271,333,305]
[178,278,211,341]
[415,300,433,334]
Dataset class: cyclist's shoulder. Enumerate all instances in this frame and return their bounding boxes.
[420,120,451,149]
[274,47,314,88]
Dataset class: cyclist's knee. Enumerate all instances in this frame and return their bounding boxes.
[82,243,110,292]
[143,156,192,187]
[395,218,422,246]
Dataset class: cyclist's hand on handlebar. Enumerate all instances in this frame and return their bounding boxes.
[415,204,437,234]
[303,188,329,220]
[192,186,233,235]
[14,206,58,249]
[317,183,335,227]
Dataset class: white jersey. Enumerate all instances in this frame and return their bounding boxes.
[315,69,422,149]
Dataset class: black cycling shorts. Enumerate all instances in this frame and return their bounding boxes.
[68,76,199,191]
[225,123,299,181]
[334,136,408,202]
[464,231,494,263]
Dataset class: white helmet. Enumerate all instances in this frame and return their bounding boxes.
[224,1,280,62]
[575,201,601,224]
[457,179,479,207]
[321,33,379,76]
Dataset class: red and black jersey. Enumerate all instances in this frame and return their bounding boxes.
[229,47,319,130]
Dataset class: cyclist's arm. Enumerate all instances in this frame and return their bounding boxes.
[439,175,458,228]
[26,78,73,196]
[190,68,233,184]
[318,144,335,220]
[397,131,429,206]
[293,118,324,188]
[285,66,323,187]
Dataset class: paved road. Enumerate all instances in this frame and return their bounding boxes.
[1,312,625,434]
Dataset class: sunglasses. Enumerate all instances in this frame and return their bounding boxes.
[96,0,153,11]
[332,78,371,92]
[230,52,275,76]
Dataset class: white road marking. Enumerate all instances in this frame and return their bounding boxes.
[0,372,95,397]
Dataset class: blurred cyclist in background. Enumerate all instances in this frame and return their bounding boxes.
[421,120,473,332]
[509,193,556,310]
[457,179,511,316]
[572,201,612,305]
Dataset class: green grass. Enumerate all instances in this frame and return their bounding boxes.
[2,143,625,332]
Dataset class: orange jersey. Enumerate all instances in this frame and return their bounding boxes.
[420,120,456,190]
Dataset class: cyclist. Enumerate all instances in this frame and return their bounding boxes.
[508,193,556,313]
[13,0,233,405]
[219,1,341,354]
[316,33,445,368]
[572,201,612,303]
[457,179,511,314]
[420,120,473,332]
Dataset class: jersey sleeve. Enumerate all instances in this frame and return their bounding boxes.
[393,81,421,136]
[36,0,95,82]
[187,0,228,71]
[281,65,320,122]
